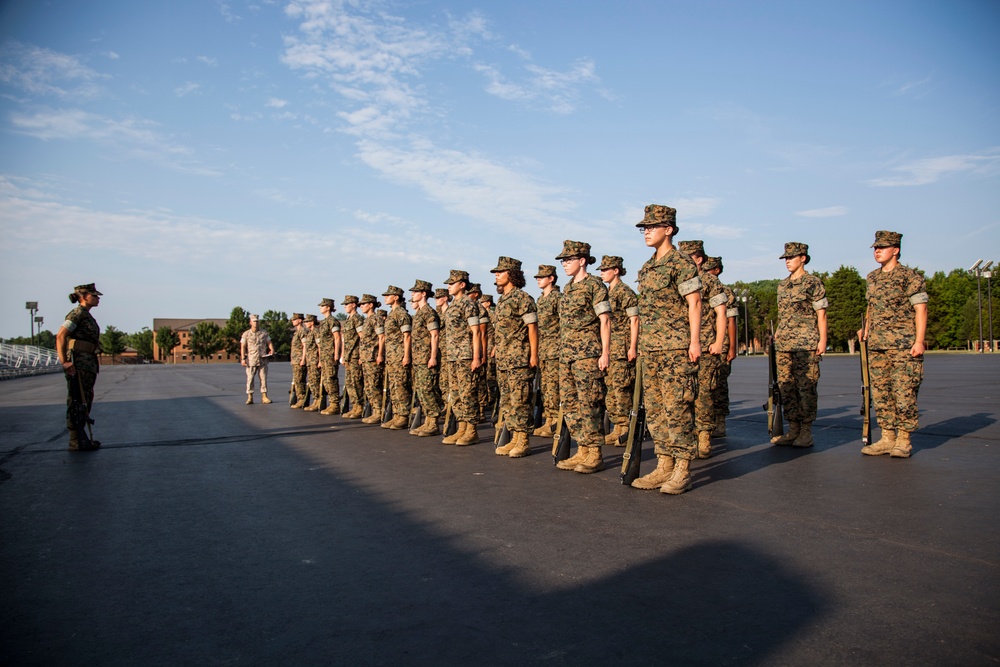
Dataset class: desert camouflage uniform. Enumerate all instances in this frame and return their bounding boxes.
[536,287,561,425]
[63,305,101,432]
[411,303,443,420]
[866,265,928,433]
[290,325,307,401]
[775,273,828,424]
[712,284,738,417]
[317,316,342,406]
[475,301,492,420]
[606,280,639,428]
[384,304,413,419]
[443,294,480,422]
[559,274,611,448]
[695,269,728,432]
[638,248,701,460]
[301,325,321,402]
[343,312,364,409]
[494,288,538,433]
[241,327,272,395]
[359,311,384,416]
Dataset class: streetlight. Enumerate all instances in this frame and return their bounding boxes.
[984,261,995,353]
[737,289,751,354]
[25,301,38,346]
[970,260,984,353]
[34,316,44,342]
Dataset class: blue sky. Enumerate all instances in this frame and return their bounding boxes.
[1,0,998,338]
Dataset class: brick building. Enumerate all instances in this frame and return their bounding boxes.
[151,318,234,364]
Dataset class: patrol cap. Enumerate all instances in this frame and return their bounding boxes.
[74,283,103,296]
[702,256,724,273]
[779,242,810,263]
[871,230,902,248]
[555,239,595,263]
[341,295,359,305]
[468,283,482,295]
[434,288,450,299]
[382,285,404,297]
[598,255,627,277]
[635,204,677,229]
[318,298,335,308]
[491,256,522,273]
[291,312,304,321]
[480,294,494,305]
[444,269,470,285]
[678,240,705,257]
[534,264,557,278]
[304,314,317,323]
[249,313,260,322]
[409,279,433,293]
[359,294,379,305]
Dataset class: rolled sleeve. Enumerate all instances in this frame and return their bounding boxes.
[678,276,701,297]
[812,297,829,311]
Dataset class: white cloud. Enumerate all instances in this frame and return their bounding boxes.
[673,197,721,219]
[0,41,106,99]
[174,81,201,97]
[868,149,1000,187]
[196,55,219,67]
[266,97,289,108]
[796,206,848,218]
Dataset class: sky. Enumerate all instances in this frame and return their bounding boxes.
[1,0,998,338]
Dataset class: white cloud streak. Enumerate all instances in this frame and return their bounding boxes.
[0,41,106,99]
[868,149,1000,187]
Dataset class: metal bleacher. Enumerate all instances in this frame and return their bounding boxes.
[0,343,62,380]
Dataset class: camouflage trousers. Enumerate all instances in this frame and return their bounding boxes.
[344,357,363,409]
[361,361,384,415]
[497,366,535,433]
[244,362,269,395]
[320,357,341,405]
[869,349,923,432]
[445,360,478,422]
[386,362,412,419]
[559,357,606,448]
[438,358,450,407]
[292,362,308,402]
[642,350,698,460]
[305,359,321,403]
[65,369,97,429]
[538,357,559,423]
[412,362,443,419]
[605,357,636,426]
[695,353,723,432]
[777,351,820,423]
[475,363,495,421]
[713,359,731,417]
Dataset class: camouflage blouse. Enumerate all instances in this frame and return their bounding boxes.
[343,313,363,361]
[316,317,340,355]
[559,274,610,363]
[866,264,928,351]
[359,313,380,363]
[698,270,730,348]
[775,273,828,352]
[410,304,440,366]
[637,248,701,353]
[493,288,538,370]
[722,284,738,354]
[536,287,561,361]
[300,327,319,363]
[63,306,101,374]
[608,280,639,360]
[290,326,304,364]
[384,305,413,364]
[443,294,480,362]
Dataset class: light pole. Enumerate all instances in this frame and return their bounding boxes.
[737,289,751,354]
[34,316,44,342]
[984,261,995,353]
[970,260,984,353]
[25,301,38,345]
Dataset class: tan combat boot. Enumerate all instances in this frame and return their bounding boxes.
[574,446,605,474]
[556,446,588,471]
[495,431,518,456]
[261,393,273,405]
[387,415,408,430]
[792,421,814,447]
[68,429,80,451]
[712,414,726,437]
[862,429,896,456]
[361,412,381,424]
[303,399,320,412]
[631,455,675,490]
[345,404,364,419]
[291,396,306,409]
[533,419,555,438]
[246,394,254,405]
[660,458,692,495]
[442,421,466,445]
[320,404,338,415]
[456,421,478,446]
[415,418,440,437]
[697,431,712,459]
[508,432,531,458]
[604,423,627,446]
[891,430,912,458]
[771,421,800,446]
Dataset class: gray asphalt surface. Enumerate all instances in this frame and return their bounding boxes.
[1,354,998,666]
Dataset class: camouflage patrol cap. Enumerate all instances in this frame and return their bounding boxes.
[409,279,433,293]
[555,239,595,262]
[341,295,359,305]
[444,269,470,285]
[702,256,724,273]
[359,294,378,305]
[291,312,304,321]
[636,204,677,228]
[534,264,557,278]
[468,283,482,295]
[490,256,522,273]
[779,242,809,259]
[318,298,335,308]
[250,313,260,321]
[74,283,103,296]
[678,240,705,257]
[480,294,494,305]
[304,314,317,323]
[434,288,450,299]
[598,255,627,277]
[382,285,404,297]
[871,230,902,248]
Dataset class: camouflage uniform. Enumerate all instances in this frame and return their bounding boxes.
[866,251,928,435]
[434,289,450,403]
[382,286,413,421]
[300,317,321,406]
[443,288,481,423]
[775,256,828,426]
[602,259,639,431]
[289,315,308,403]
[707,263,737,420]
[493,283,538,434]
[411,297,443,421]
[316,312,342,409]
[358,297,384,417]
[480,295,499,420]
[558,267,611,449]
[535,269,561,428]
[62,298,101,446]
[240,325,272,396]
[341,297,364,411]
[470,287,491,421]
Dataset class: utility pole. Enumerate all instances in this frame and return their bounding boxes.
[26,302,38,346]
[970,260,984,353]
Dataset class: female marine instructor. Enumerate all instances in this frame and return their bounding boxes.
[56,283,103,451]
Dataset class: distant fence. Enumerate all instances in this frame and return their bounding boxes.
[0,343,62,380]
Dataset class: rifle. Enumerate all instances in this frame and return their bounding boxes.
[442,390,458,436]
[859,316,873,446]
[620,358,646,485]
[409,381,423,431]
[381,365,392,423]
[494,412,510,447]
[289,380,296,407]
[763,321,784,439]
[69,373,101,450]
[551,404,571,464]
[531,367,544,429]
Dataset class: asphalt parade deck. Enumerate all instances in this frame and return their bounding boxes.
[1,354,998,666]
